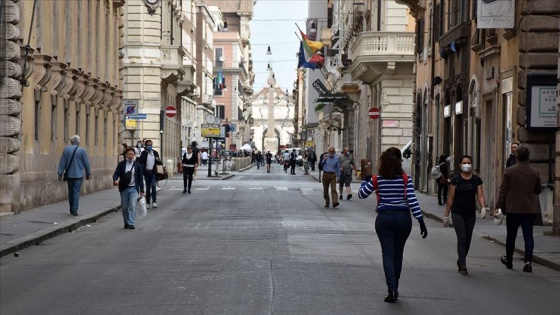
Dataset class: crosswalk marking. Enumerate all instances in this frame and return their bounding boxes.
[276,187,288,191]
[195,187,210,190]
[222,187,236,190]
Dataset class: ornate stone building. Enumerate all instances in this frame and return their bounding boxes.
[1,0,125,213]
[400,0,559,233]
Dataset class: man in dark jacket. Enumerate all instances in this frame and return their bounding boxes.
[506,142,518,168]
[308,151,317,171]
[137,139,161,209]
[113,148,145,229]
[495,145,541,272]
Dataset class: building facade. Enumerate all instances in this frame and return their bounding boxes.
[313,0,415,172]
[122,0,192,173]
[400,0,559,233]
[1,0,125,213]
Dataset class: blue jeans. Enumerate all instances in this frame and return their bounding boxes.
[506,213,537,263]
[375,210,412,292]
[144,172,157,203]
[66,178,83,214]
[451,213,476,267]
[120,187,138,225]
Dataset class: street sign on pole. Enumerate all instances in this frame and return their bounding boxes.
[368,107,380,120]
[165,106,177,118]
[123,99,139,116]
[126,114,147,120]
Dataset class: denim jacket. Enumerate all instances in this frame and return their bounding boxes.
[57,145,91,179]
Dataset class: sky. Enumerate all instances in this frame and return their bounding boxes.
[250,0,309,93]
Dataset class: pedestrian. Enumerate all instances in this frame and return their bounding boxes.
[290,149,297,175]
[321,147,340,208]
[113,147,144,229]
[302,151,309,175]
[181,144,199,194]
[443,154,488,275]
[283,150,291,173]
[191,141,202,180]
[134,140,144,158]
[255,151,263,169]
[338,146,356,200]
[201,149,208,166]
[506,142,518,168]
[318,150,328,183]
[436,154,449,205]
[358,147,427,303]
[309,150,317,171]
[57,135,91,216]
[119,143,128,162]
[265,151,273,173]
[137,139,161,209]
[495,145,541,272]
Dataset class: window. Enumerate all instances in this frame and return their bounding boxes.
[416,18,424,54]
[51,101,57,142]
[215,48,223,68]
[103,114,107,146]
[95,111,99,145]
[34,95,40,141]
[215,105,225,119]
[86,109,90,145]
[76,106,80,135]
[63,100,69,143]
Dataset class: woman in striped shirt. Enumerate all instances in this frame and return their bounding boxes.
[359,147,428,303]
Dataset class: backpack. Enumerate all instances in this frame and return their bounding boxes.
[372,173,409,209]
[318,153,326,170]
[431,163,443,179]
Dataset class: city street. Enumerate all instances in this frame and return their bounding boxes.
[1,164,559,315]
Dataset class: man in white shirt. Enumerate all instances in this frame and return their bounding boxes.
[137,139,161,209]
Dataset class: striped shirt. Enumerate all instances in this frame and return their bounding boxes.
[358,175,423,220]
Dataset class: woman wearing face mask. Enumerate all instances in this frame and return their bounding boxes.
[443,155,487,275]
[135,141,144,158]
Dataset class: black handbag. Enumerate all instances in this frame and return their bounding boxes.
[63,146,79,181]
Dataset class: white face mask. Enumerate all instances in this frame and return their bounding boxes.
[461,164,472,173]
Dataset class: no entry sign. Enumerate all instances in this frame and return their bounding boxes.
[165,106,177,118]
[368,107,380,120]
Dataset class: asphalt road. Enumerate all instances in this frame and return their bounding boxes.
[2,164,560,315]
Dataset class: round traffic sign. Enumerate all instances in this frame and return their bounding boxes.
[165,106,177,118]
[368,107,380,120]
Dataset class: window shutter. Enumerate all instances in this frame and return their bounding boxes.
[416,18,424,53]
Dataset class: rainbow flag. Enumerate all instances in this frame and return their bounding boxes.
[300,30,323,59]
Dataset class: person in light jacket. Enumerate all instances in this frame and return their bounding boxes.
[57,135,91,216]
[113,148,145,229]
[495,145,541,272]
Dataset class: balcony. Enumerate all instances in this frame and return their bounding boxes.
[349,32,415,84]
[161,45,186,84]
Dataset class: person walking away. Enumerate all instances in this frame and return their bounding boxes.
[358,147,427,303]
[436,154,449,205]
[182,145,199,194]
[283,150,291,173]
[506,142,518,168]
[309,150,317,171]
[321,147,340,207]
[201,150,208,166]
[443,155,487,275]
[57,135,91,216]
[495,145,541,272]
[318,151,328,183]
[113,148,145,229]
[134,141,144,158]
[191,141,202,180]
[290,149,297,175]
[302,151,309,175]
[137,139,161,209]
[338,147,356,200]
[255,151,263,170]
[265,151,273,173]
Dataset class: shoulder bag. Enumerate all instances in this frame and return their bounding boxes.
[63,146,79,181]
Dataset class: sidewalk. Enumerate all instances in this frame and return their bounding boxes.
[0,168,241,258]
[308,170,560,271]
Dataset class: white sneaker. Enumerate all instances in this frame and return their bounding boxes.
[152,202,158,208]
[146,204,150,209]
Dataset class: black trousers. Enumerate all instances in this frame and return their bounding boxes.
[183,167,195,191]
[437,179,448,204]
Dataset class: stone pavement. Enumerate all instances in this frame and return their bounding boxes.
[1,167,559,273]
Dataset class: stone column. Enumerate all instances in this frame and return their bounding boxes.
[264,72,277,152]
[0,0,22,213]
